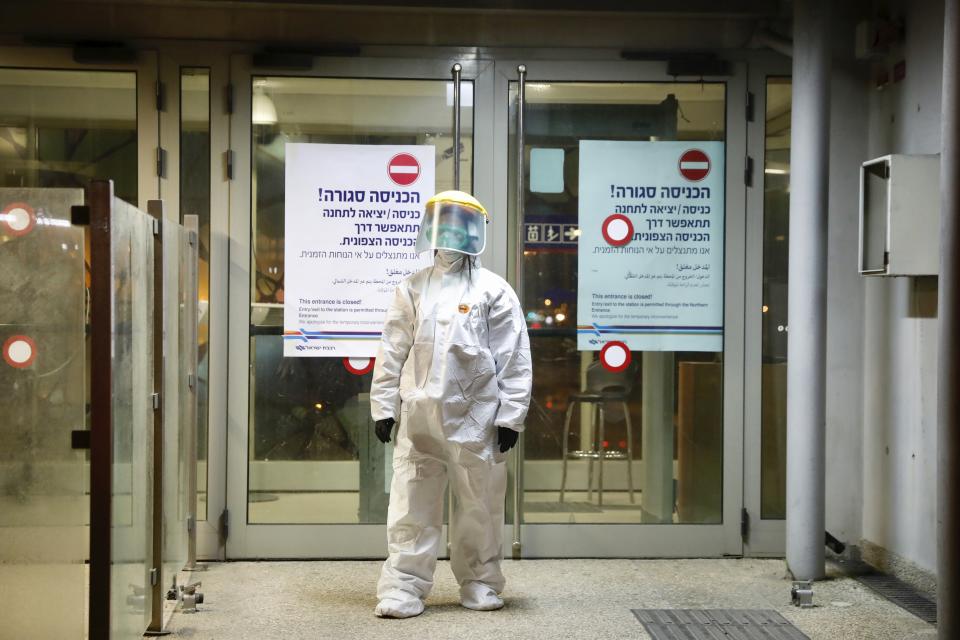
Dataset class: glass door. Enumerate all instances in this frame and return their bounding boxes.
[0,44,160,635]
[224,54,749,559]
[226,55,495,558]
[498,60,747,557]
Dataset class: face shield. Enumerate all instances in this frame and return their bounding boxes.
[415,197,487,256]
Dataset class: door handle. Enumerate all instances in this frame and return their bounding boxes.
[512,63,527,559]
[451,63,462,191]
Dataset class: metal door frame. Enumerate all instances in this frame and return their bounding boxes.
[225,53,496,558]
[158,44,232,561]
[742,56,792,557]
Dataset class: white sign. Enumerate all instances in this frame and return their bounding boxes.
[577,140,724,352]
[284,143,435,357]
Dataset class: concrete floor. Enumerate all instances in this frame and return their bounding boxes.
[165,559,936,640]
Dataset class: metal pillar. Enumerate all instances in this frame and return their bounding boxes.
[938,1,960,636]
[785,0,830,581]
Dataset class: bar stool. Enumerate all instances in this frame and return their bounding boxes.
[559,360,637,506]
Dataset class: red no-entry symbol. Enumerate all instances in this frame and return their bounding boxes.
[601,214,633,247]
[678,149,711,182]
[599,341,631,373]
[3,335,37,369]
[1,202,36,237]
[388,153,421,186]
[343,357,375,375]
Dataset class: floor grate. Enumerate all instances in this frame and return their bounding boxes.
[632,609,810,640]
[854,573,938,625]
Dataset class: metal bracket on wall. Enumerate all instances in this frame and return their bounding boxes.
[226,150,235,180]
[152,392,161,410]
[155,81,166,112]
[744,155,754,187]
[219,509,229,540]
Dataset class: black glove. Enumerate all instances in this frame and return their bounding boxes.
[497,426,519,453]
[375,418,395,444]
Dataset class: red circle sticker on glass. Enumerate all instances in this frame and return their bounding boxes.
[343,357,375,375]
[678,149,711,182]
[1,202,36,237]
[601,214,633,247]
[599,341,631,373]
[388,153,421,186]
[3,335,37,369]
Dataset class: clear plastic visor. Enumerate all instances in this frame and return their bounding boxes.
[415,201,487,256]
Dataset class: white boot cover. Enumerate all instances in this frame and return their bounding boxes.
[459,581,504,611]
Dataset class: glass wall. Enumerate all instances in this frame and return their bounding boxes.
[511,82,726,524]
[180,68,211,520]
[248,77,473,524]
[0,188,86,639]
[761,78,791,520]
[109,197,155,638]
[0,69,138,204]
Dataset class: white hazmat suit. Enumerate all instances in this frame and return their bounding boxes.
[370,246,532,618]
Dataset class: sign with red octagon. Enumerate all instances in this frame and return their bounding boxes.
[343,357,375,375]
[388,153,421,186]
[601,213,633,247]
[599,341,631,373]
[678,149,711,182]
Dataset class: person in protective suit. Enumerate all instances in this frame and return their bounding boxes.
[369,190,532,618]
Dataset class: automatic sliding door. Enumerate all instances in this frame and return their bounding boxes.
[244,76,472,530]
[502,61,746,557]
[514,81,727,525]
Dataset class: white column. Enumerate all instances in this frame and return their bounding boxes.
[938,1,960,636]
[786,0,831,581]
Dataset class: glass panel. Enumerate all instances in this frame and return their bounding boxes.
[161,215,187,614]
[110,197,154,637]
[249,77,473,524]
[0,188,86,638]
[510,82,726,524]
[180,67,210,520]
[761,78,791,520]
[0,69,138,205]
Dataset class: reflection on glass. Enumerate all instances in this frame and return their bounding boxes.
[510,82,726,524]
[0,188,86,637]
[249,77,473,524]
[761,78,791,520]
[161,215,191,601]
[109,197,154,637]
[0,69,138,205]
[180,68,211,520]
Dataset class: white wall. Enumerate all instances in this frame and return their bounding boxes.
[824,7,870,545]
[860,0,943,577]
